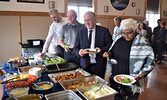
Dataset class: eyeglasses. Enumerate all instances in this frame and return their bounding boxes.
[122,31,133,35]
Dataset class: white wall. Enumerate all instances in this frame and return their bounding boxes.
[0,0,65,13]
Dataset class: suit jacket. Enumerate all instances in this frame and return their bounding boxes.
[73,25,112,77]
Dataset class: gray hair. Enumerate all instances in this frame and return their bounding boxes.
[49,9,59,15]
[120,18,138,32]
[114,16,122,22]
[68,9,77,18]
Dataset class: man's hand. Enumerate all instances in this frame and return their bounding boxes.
[95,47,101,54]
[79,49,87,56]
[103,52,111,58]
[40,53,45,57]
[64,47,69,52]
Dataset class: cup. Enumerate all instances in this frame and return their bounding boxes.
[29,67,41,79]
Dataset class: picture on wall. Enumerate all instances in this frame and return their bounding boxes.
[0,0,10,1]
[17,0,44,3]
[110,0,129,10]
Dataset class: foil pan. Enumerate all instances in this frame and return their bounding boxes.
[77,84,118,100]
[45,90,82,100]
[48,68,91,83]
[59,75,108,91]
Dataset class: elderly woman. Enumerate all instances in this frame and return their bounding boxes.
[103,18,155,100]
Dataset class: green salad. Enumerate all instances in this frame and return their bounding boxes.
[44,58,65,65]
[121,78,131,83]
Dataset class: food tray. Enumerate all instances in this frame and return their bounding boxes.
[59,75,108,91]
[48,68,91,83]
[18,65,45,74]
[45,90,82,100]
[45,63,78,73]
[77,84,117,100]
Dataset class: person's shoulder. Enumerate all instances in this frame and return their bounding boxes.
[49,22,56,28]
[62,23,69,28]
[77,22,85,27]
[96,25,109,31]
[78,27,87,32]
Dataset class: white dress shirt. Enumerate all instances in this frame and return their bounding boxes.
[112,26,122,40]
[88,27,96,64]
[42,18,68,53]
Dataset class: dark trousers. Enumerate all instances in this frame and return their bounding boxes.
[153,41,165,61]
[57,45,64,58]
[109,76,139,100]
[85,64,104,78]
[64,50,79,65]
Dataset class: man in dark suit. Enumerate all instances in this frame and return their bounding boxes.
[73,11,112,78]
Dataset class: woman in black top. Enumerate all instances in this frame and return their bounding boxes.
[103,18,155,100]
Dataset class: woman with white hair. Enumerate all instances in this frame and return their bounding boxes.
[103,18,155,100]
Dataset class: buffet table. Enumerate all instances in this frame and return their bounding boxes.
[1,62,64,100]
[1,61,118,100]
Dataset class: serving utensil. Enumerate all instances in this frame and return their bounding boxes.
[55,61,60,70]
[32,83,43,90]
[110,59,118,64]
[1,78,28,84]
[96,81,106,92]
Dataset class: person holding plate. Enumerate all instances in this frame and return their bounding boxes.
[59,10,84,64]
[103,18,155,100]
[73,11,112,78]
[41,9,68,58]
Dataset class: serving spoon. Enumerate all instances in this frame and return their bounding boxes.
[110,59,118,64]
[33,83,43,90]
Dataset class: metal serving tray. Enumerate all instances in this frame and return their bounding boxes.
[48,68,91,83]
[77,84,118,100]
[59,75,108,91]
[18,65,45,74]
[45,90,82,100]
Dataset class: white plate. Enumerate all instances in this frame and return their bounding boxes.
[84,49,100,54]
[114,74,136,86]
[67,45,74,49]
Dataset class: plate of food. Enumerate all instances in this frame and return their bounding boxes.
[64,44,74,49]
[114,74,136,86]
[84,49,100,54]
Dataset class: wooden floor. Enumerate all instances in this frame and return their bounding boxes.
[0,60,167,100]
[138,60,167,100]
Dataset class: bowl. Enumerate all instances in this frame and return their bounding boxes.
[32,81,53,91]
[7,87,29,98]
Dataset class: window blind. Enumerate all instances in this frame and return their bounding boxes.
[68,0,93,7]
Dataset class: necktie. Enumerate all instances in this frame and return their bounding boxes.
[88,30,92,48]
[86,30,92,65]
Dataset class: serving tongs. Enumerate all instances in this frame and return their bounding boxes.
[55,61,60,70]
[96,81,106,92]
[1,77,28,84]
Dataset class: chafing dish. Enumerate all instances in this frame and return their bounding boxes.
[59,75,108,91]
[48,68,91,83]
[45,90,82,100]
[77,84,118,100]
[45,63,78,73]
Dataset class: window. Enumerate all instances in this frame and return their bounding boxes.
[146,12,160,31]
[68,0,94,23]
